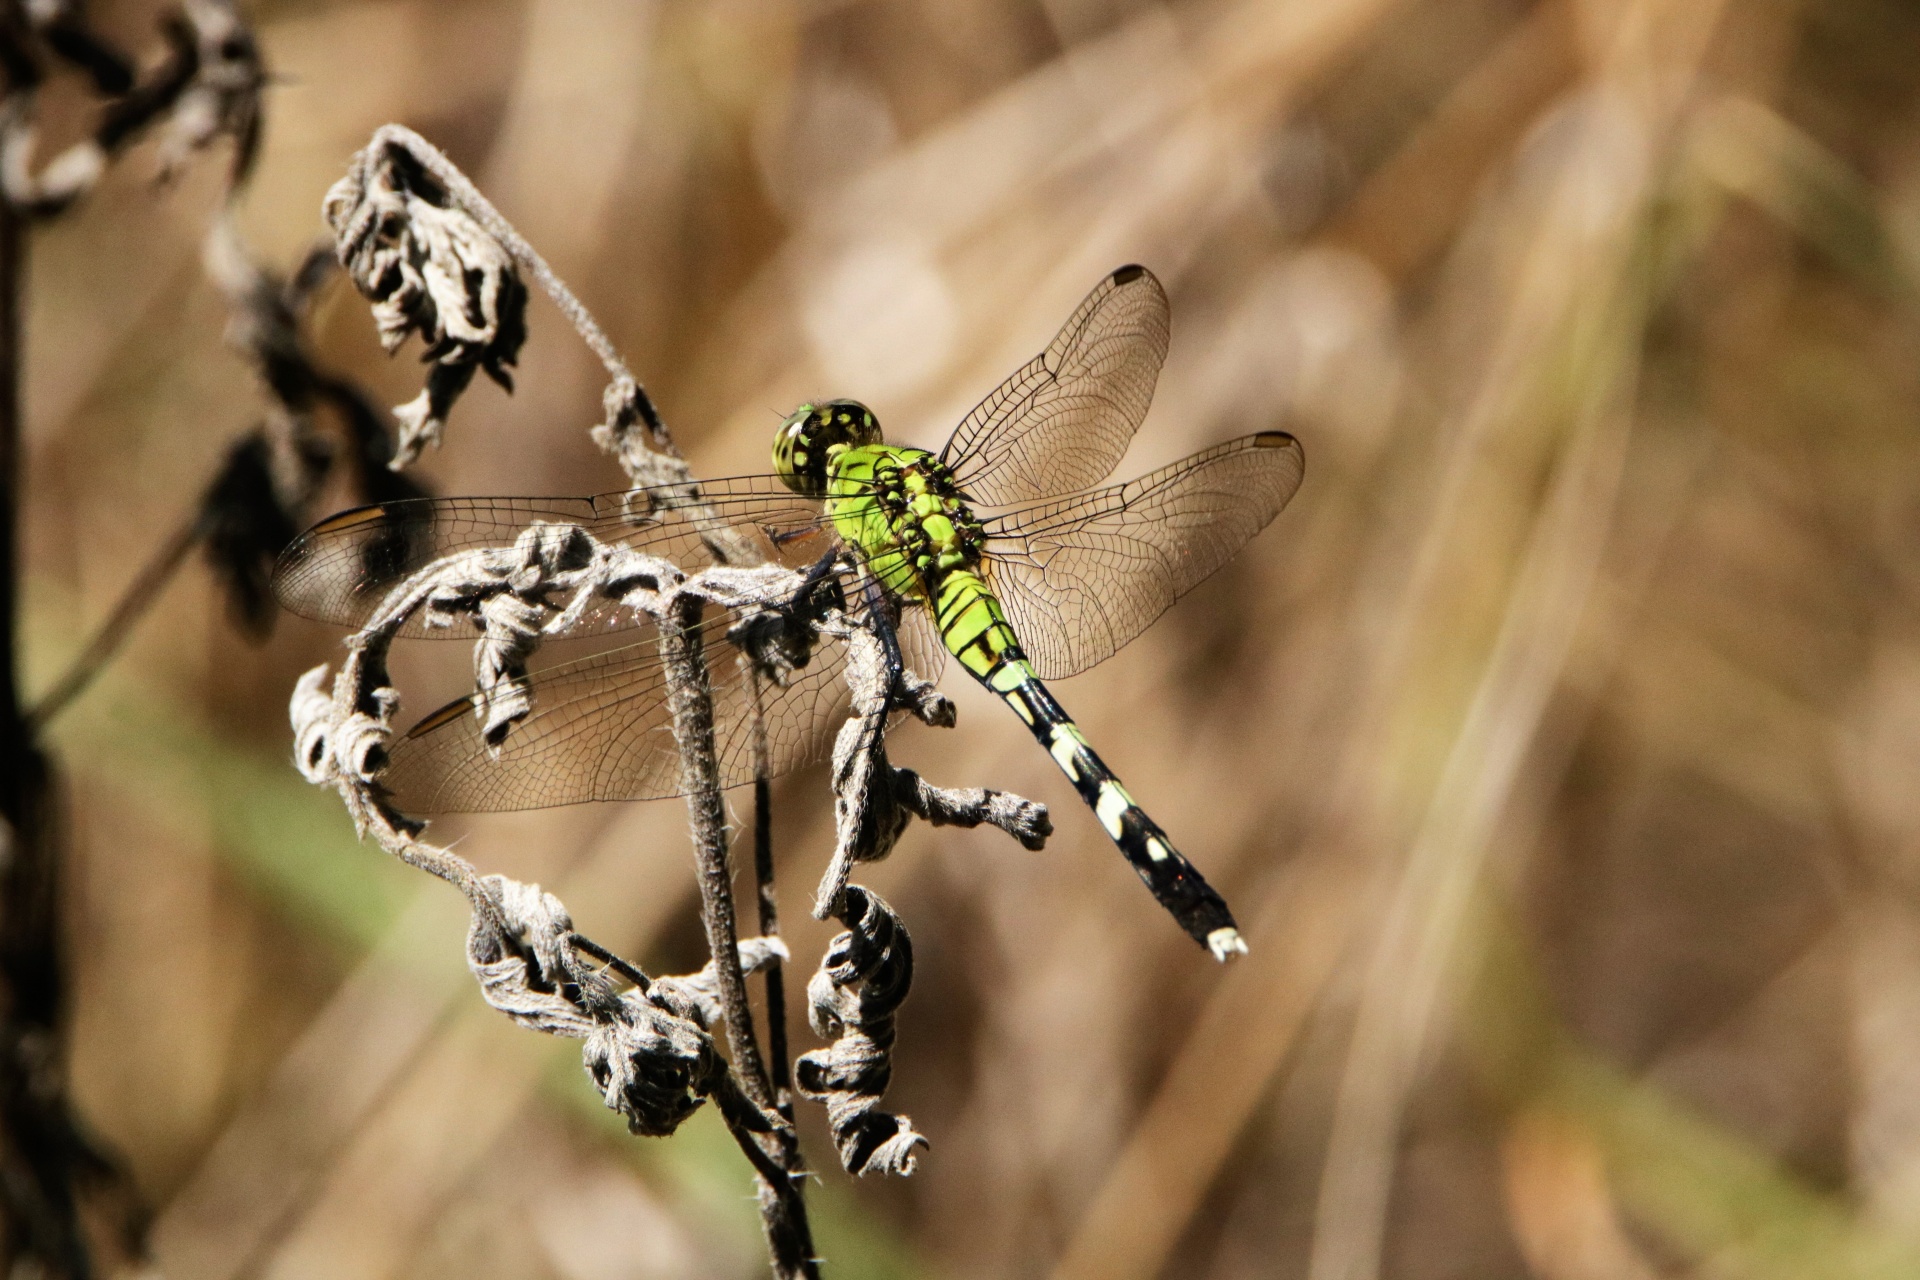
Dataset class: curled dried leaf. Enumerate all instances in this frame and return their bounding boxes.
[24,1,135,94]
[796,886,928,1177]
[815,622,1049,914]
[458,873,793,1139]
[467,876,591,1036]
[581,996,725,1137]
[325,141,528,467]
[156,0,265,185]
[1,2,261,216]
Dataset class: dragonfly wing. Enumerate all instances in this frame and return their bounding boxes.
[982,432,1304,680]
[938,265,1169,507]
[382,615,852,812]
[273,476,834,637]
[895,598,948,688]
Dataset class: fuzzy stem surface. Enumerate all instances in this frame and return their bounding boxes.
[658,596,818,1279]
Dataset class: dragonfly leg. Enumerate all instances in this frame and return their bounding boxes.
[859,574,906,693]
[790,547,845,609]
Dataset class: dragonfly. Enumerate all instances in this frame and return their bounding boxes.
[274,265,1304,959]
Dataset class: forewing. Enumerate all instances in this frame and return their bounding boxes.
[982,432,1304,680]
[381,616,853,811]
[939,265,1170,507]
[272,476,834,637]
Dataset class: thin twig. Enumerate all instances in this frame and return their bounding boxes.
[25,513,200,734]
[657,597,817,1279]
[568,932,652,991]
[659,594,771,1102]
[751,674,795,1115]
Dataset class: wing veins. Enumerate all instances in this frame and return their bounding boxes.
[979,433,1303,679]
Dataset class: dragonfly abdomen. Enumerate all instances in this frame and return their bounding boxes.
[1011,674,1243,960]
[932,567,1024,681]
[942,573,1245,960]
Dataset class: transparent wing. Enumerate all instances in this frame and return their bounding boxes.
[895,599,947,687]
[938,264,1170,507]
[376,561,947,813]
[981,432,1304,680]
[382,614,853,811]
[272,476,839,638]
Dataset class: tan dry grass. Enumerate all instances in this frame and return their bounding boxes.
[23,0,1920,1276]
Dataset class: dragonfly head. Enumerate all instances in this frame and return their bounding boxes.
[773,399,884,497]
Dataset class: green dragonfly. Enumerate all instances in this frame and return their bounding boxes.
[274,265,1303,959]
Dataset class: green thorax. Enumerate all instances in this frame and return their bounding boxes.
[825,444,979,598]
[827,443,1021,679]
[769,400,1024,681]
[769,400,988,604]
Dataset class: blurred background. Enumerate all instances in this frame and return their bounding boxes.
[17,0,1920,1276]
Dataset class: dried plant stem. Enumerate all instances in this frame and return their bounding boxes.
[0,188,21,739]
[0,185,53,1278]
[0,184,75,1278]
[362,124,677,455]
[657,599,817,1279]
[569,932,654,991]
[751,680,795,1116]
[26,512,199,733]
[0,182,135,1280]
[660,597,769,1099]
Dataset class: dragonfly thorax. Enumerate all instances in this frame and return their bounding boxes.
[774,398,988,602]
[827,443,987,606]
